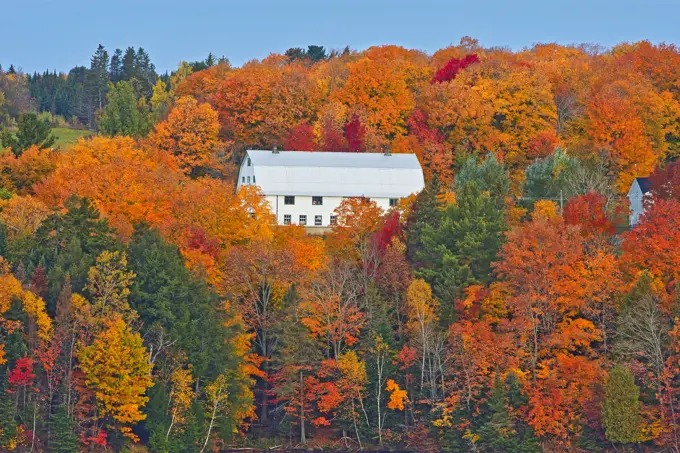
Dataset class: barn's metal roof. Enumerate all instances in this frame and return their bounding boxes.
[241,150,425,197]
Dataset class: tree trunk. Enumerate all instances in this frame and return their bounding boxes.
[300,370,306,445]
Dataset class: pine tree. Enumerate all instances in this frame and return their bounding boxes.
[50,405,78,453]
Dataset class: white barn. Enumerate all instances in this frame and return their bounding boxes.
[628,177,652,227]
[237,150,425,229]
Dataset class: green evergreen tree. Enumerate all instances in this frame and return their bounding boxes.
[134,48,157,98]
[127,226,242,382]
[306,45,328,61]
[85,44,110,127]
[475,375,540,453]
[26,196,117,310]
[50,405,78,453]
[406,173,444,266]
[121,47,137,82]
[0,374,16,448]
[455,153,509,208]
[417,181,506,313]
[603,365,642,445]
[1,112,57,156]
[109,48,123,82]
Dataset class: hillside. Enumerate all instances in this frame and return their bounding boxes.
[0,40,679,452]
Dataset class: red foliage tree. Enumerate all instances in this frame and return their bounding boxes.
[563,192,616,236]
[621,198,680,297]
[649,159,680,201]
[321,122,347,152]
[343,114,366,152]
[526,130,558,159]
[431,54,480,84]
[374,211,401,252]
[9,356,36,390]
[30,265,48,299]
[284,123,317,151]
[407,109,443,143]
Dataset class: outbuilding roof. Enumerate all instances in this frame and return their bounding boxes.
[634,177,652,194]
[241,150,425,197]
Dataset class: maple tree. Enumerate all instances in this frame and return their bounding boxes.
[149,95,222,171]
[431,54,480,84]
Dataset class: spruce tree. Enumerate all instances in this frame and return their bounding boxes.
[86,44,110,115]
[109,48,123,82]
[417,180,506,313]
[50,405,78,453]
[121,47,137,82]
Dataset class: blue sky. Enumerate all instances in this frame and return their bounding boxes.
[2,0,680,74]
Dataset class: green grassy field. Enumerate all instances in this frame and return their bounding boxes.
[1,127,94,153]
[52,127,94,148]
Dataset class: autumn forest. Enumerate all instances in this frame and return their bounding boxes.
[1,38,680,452]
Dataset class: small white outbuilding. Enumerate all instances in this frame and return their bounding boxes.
[628,177,652,227]
[237,149,425,229]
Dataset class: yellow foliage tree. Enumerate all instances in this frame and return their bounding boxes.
[0,195,50,242]
[78,316,153,441]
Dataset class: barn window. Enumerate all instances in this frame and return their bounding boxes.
[284,196,295,205]
[330,215,337,226]
[247,157,251,166]
[315,215,322,226]
[389,198,398,207]
[283,215,291,225]
[299,215,307,226]
[312,196,323,205]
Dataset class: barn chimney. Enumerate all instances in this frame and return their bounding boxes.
[272,146,279,154]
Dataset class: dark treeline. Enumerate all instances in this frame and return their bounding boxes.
[1,45,224,129]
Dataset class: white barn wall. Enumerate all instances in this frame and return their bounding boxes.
[265,195,394,227]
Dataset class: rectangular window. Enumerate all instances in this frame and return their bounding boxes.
[253,175,256,184]
[247,176,251,184]
[389,198,398,207]
[299,215,307,226]
[241,176,245,183]
[312,196,323,205]
[315,215,322,226]
[330,215,337,226]
[283,214,291,225]
[284,196,295,205]
[247,157,251,166]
